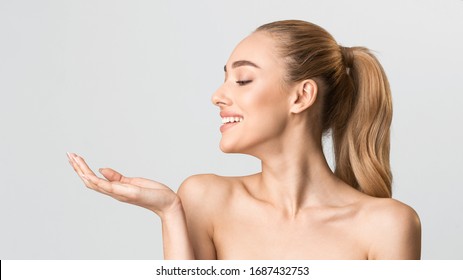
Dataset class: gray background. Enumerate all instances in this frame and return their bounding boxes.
[1,0,462,259]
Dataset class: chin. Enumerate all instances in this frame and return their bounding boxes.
[219,141,237,154]
[220,138,258,156]
[219,138,247,154]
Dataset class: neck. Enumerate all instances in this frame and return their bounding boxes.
[252,132,344,217]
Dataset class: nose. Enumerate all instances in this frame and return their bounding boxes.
[211,84,232,108]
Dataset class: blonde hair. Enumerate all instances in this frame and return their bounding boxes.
[257,20,393,198]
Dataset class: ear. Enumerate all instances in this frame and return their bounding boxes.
[289,79,318,114]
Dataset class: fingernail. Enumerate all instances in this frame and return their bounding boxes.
[98,168,104,173]
[67,152,77,163]
[66,152,71,159]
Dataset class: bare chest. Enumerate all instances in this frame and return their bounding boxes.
[212,205,368,259]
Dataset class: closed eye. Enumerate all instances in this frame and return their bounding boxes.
[236,80,252,86]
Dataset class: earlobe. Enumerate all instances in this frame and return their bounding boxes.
[290,79,318,114]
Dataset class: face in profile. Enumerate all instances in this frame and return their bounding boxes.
[212,32,294,157]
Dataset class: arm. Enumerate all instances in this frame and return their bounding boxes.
[177,175,218,259]
[67,153,194,259]
[159,200,194,259]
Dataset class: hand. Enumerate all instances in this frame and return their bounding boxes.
[67,153,181,218]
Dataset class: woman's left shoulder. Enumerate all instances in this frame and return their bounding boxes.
[359,197,422,259]
[362,197,420,224]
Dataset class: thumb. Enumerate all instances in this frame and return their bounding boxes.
[99,168,127,182]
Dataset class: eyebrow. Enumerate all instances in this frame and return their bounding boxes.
[224,60,260,72]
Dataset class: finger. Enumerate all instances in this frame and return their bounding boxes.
[67,152,86,177]
[88,182,127,201]
[128,177,167,190]
[99,168,127,183]
[67,154,128,201]
[77,174,127,201]
[67,157,79,174]
[86,173,140,199]
[67,153,102,189]
[99,168,154,188]
[97,164,166,191]
[67,152,83,174]
[70,153,97,177]
[67,153,93,185]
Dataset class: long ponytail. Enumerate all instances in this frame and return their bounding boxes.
[256,20,393,198]
[333,47,392,198]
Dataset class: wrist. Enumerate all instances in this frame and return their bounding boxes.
[157,197,184,221]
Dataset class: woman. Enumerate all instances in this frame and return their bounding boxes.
[67,20,421,259]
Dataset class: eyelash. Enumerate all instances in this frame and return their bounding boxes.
[236,80,252,86]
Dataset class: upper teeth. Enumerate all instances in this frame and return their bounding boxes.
[222,117,243,124]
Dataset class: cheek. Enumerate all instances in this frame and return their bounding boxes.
[241,85,289,136]
[243,83,288,121]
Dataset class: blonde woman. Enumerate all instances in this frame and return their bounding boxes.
[68,20,421,260]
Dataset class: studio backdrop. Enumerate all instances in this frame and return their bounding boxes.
[0,0,462,259]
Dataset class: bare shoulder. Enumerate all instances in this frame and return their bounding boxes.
[176,174,238,259]
[177,173,245,219]
[179,173,233,189]
[177,174,235,206]
[362,197,421,227]
[360,197,422,259]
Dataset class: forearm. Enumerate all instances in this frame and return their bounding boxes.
[159,201,195,260]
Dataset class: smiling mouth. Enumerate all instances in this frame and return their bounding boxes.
[220,117,243,133]
[221,117,244,124]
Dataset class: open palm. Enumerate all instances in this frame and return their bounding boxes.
[67,153,180,216]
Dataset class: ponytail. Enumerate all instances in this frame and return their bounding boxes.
[256,20,393,198]
[333,47,393,198]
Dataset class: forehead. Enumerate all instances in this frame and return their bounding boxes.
[227,32,282,69]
